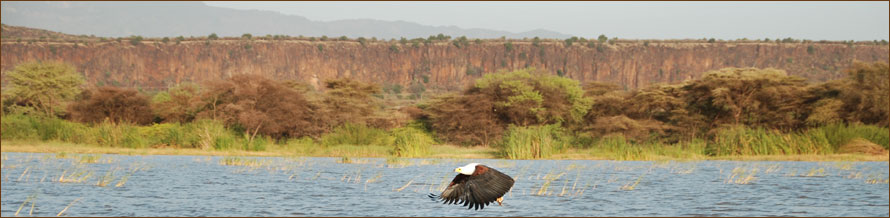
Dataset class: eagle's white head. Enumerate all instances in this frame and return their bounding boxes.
[455,163,480,175]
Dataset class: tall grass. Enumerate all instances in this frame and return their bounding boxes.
[95,121,148,148]
[706,124,889,156]
[140,123,199,148]
[1,115,246,150]
[391,127,433,157]
[707,126,832,156]
[812,124,889,149]
[500,124,569,159]
[1,114,91,143]
[190,119,237,150]
[321,123,393,146]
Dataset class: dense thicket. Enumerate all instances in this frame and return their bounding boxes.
[193,74,326,140]
[427,68,590,145]
[69,86,153,125]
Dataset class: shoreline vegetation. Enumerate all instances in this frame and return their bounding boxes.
[2,140,886,162]
[1,60,888,162]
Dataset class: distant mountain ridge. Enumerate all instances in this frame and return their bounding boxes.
[0,1,571,39]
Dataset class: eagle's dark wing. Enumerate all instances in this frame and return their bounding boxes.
[428,165,514,210]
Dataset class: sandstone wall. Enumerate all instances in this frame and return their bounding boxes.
[2,40,887,90]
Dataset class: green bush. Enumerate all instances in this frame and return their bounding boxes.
[391,127,434,157]
[321,123,393,146]
[500,124,569,159]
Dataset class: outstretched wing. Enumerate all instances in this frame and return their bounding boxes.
[429,165,514,210]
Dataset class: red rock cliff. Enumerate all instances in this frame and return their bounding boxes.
[1,39,887,90]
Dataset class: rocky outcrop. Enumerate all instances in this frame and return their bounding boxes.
[1,39,887,90]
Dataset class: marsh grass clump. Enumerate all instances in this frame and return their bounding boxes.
[96,168,116,187]
[189,119,238,150]
[814,124,889,150]
[620,174,644,191]
[391,127,433,158]
[220,156,264,167]
[321,123,392,146]
[95,121,147,148]
[77,154,104,164]
[535,171,566,196]
[724,167,757,184]
[140,123,198,148]
[707,126,833,156]
[501,124,569,159]
[59,167,93,183]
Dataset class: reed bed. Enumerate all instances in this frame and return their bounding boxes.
[501,124,568,159]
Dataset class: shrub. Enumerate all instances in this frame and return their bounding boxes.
[5,61,84,117]
[129,36,143,45]
[195,74,325,139]
[69,86,154,125]
[208,33,219,40]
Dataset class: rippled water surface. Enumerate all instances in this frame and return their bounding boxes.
[1,152,888,216]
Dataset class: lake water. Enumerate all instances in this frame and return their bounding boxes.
[1,152,888,216]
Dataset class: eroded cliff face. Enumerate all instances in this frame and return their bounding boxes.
[1,39,887,90]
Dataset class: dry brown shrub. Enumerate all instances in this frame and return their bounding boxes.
[837,138,888,155]
[195,74,325,139]
[427,93,503,146]
[320,78,382,128]
[69,86,153,125]
[587,115,672,142]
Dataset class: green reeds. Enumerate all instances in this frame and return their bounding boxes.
[708,125,833,156]
[501,124,569,159]
[321,123,393,146]
[95,121,148,148]
[140,123,199,148]
[814,123,889,150]
[190,119,237,150]
[391,127,433,158]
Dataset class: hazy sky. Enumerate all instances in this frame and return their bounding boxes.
[204,1,889,41]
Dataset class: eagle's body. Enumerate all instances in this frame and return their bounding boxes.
[428,163,515,210]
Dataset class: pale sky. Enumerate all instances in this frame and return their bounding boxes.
[204,1,890,41]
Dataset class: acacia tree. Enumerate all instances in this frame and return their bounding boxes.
[151,83,201,123]
[428,68,592,146]
[68,86,153,125]
[195,74,325,142]
[320,78,382,129]
[683,68,808,130]
[806,61,890,126]
[5,61,83,117]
